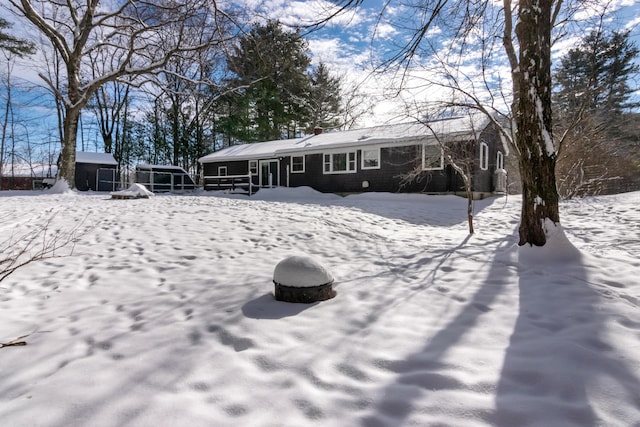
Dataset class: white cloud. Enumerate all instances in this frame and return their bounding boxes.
[372,22,397,39]
[234,0,363,28]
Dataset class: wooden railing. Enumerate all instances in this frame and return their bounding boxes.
[203,174,255,195]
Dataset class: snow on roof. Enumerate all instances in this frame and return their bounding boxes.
[136,164,190,172]
[199,114,491,163]
[1,163,56,178]
[76,151,118,165]
[2,152,116,177]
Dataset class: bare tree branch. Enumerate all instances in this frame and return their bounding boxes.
[0,212,89,283]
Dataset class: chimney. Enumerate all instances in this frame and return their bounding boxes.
[313,127,323,135]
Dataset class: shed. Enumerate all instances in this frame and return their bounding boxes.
[75,152,118,191]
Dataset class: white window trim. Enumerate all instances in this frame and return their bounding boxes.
[249,160,258,175]
[291,155,305,173]
[323,151,357,174]
[218,166,227,176]
[422,144,444,170]
[361,148,381,170]
[480,142,489,170]
[496,151,504,170]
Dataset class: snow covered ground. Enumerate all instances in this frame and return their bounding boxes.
[1,187,639,427]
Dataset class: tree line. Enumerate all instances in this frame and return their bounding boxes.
[1,2,351,187]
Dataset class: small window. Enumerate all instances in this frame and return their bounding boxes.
[496,151,504,170]
[323,151,357,174]
[333,153,347,171]
[291,155,305,173]
[480,142,489,170]
[361,148,380,169]
[218,166,227,176]
[422,145,444,170]
[249,160,258,175]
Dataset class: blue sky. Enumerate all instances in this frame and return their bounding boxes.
[1,0,639,164]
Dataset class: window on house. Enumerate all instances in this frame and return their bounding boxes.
[422,145,444,170]
[496,151,504,170]
[218,166,227,176]
[291,155,305,173]
[323,152,357,174]
[480,142,489,170]
[249,160,258,175]
[361,148,380,169]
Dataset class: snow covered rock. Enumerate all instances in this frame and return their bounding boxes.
[273,255,335,303]
[110,183,154,199]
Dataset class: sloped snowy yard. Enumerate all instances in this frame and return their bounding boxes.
[1,188,639,426]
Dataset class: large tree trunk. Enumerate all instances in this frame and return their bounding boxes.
[103,133,113,153]
[513,0,560,246]
[59,110,80,189]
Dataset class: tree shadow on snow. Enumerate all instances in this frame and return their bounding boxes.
[360,233,518,426]
[361,230,640,426]
[492,249,640,426]
[338,194,501,227]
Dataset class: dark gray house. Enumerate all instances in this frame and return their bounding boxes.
[198,115,507,197]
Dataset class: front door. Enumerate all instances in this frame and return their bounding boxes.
[259,160,279,187]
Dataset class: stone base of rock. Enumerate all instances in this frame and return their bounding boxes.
[274,281,336,303]
[111,193,149,200]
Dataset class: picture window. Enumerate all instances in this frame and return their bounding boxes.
[361,148,380,169]
[323,151,356,174]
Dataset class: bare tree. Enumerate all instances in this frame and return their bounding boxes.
[399,113,493,234]
[6,0,232,189]
[0,55,14,189]
[339,77,377,130]
[321,0,596,246]
[1,21,34,189]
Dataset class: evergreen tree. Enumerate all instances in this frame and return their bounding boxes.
[224,20,312,142]
[554,30,639,120]
[553,29,640,197]
[0,18,35,57]
[308,62,343,132]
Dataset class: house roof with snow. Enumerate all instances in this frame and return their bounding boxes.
[76,151,118,165]
[199,114,492,163]
[135,164,190,172]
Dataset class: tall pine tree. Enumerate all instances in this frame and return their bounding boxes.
[554,29,639,121]
[308,62,343,132]
[553,29,640,197]
[0,18,35,56]
[223,20,312,143]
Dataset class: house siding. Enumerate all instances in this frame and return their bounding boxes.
[474,124,503,194]
[203,160,259,189]
[283,145,473,194]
